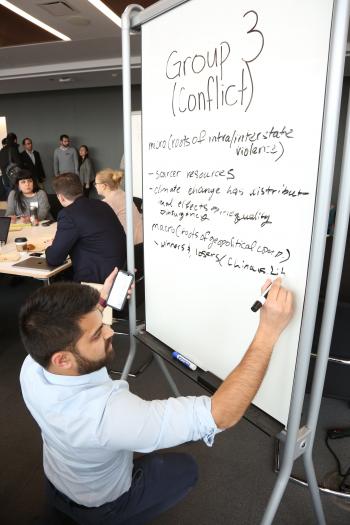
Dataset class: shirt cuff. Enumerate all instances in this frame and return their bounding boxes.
[195,395,223,447]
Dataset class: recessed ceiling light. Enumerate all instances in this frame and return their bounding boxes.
[0,0,71,41]
[87,0,121,28]
[40,2,75,17]
[58,77,73,83]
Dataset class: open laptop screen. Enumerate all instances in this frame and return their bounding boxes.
[0,217,11,244]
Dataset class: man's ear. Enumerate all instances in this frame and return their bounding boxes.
[50,351,75,370]
[56,193,65,205]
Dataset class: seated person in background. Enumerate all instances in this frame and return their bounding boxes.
[6,169,51,222]
[45,173,126,283]
[95,168,143,245]
[19,275,293,525]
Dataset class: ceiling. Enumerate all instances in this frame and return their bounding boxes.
[0,0,155,94]
[0,0,350,96]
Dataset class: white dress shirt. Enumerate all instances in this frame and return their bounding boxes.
[26,150,35,164]
[20,356,219,507]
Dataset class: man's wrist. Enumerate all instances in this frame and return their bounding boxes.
[253,326,279,352]
[98,296,107,310]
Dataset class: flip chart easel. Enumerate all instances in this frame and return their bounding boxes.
[121,1,350,523]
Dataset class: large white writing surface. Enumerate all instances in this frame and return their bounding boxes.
[141,0,334,424]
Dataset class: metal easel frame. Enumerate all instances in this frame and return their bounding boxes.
[272,73,350,507]
[121,3,180,397]
[121,1,350,523]
[261,1,350,523]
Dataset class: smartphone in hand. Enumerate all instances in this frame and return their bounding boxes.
[107,271,134,310]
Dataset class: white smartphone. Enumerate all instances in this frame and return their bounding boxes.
[107,270,134,310]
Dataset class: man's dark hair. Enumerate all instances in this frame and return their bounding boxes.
[60,134,69,141]
[2,137,7,146]
[53,172,83,200]
[19,283,100,368]
[6,132,17,146]
[22,137,32,145]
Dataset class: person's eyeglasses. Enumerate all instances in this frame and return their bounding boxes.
[25,142,32,145]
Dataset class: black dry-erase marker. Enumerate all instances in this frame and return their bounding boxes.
[251,283,273,312]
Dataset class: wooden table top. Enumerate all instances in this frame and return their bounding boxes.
[0,222,71,279]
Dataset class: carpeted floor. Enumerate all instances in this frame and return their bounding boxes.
[1,274,350,524]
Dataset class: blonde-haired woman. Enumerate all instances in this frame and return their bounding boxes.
[95,168,143,245]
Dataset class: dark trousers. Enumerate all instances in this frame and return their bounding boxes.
[44,452,198,525]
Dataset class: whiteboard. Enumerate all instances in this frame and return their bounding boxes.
[141,0,334,425]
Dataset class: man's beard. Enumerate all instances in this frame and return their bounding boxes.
[72,336,114,375]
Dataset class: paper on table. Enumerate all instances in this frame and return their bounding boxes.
[0,251,21,262]
[9,223,32,231]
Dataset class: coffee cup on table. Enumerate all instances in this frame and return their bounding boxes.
[14,237,28,252]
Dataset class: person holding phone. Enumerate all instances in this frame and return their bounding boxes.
[105,270,134,311]
[6,170,51,222]
[19,270,293,525]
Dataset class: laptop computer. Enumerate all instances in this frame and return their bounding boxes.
[12,256,56,271]
[0,217,11,245]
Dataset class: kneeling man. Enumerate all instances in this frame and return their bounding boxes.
[19,273,292,524]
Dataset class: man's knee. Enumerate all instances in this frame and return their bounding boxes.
[162,452,198,490]
[180,453,198,487]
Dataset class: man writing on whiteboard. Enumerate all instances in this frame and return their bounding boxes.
[19,272,293,524]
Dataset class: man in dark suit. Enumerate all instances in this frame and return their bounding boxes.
[20,137,46,186]
[46,173,126,283]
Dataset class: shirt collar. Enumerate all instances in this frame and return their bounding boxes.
[43,366,111,386]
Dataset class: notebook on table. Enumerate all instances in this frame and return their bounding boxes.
[0,217,11,245]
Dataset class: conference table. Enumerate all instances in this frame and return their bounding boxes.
[0,221,71,283]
